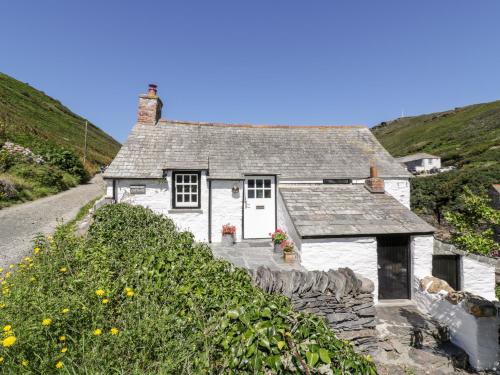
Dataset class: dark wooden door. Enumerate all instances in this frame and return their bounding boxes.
[432,255,460,290]
[377,236,410,300]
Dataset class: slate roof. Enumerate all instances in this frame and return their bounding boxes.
[104,120,410,179]
[279,184,435,237]
[395,153,440,163]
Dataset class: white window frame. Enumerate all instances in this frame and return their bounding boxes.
[173,171,201,208]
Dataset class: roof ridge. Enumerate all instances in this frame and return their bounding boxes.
[156,119,367,129]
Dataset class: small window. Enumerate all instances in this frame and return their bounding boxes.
[247,178,272,199]
[173,172,201,208]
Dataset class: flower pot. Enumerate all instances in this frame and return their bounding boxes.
[221,233,235,246]
[273,243,282,253]
[283,252,295,263]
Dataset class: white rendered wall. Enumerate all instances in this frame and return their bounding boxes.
[114,172,209,242]
[412,235,434,281]
[277,191,302,250]
[384,179,410,208]
[301,237,378,302]
[104,178,113,198]
[415,286,499,370]
[211,180,243,242]
[462,257,496,301]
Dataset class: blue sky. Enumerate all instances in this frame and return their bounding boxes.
[1,1,499,143]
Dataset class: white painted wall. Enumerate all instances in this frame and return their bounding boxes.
[384,178,410,208]
[277,190,302,251]
[114,172,209,242]
[462,257,497,301]
[412,235,433,280]
[301,237,378,302]
[415,285,499,371]
[104,178,113,199]
[210,180,243,242]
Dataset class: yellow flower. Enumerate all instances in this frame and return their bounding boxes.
[0,268,3,273]
[95,289,105,296]
[22,359,29,366]
[93,328,102,336]
[34,247,40,254]
[9,265,14,269]
[0,303,5,309]
[59,335,66,342]
[59,267,67,273]
[56,361,63,369]
[125,288,135,297]
[61,347,68,353]
[24,257,32,262]
[4,272,11,278]
[42,318,52,326]
[2,335,16,347]
[30,277,36,282]
[0,356,3,364]
[3,325,11,332]
[62,308,70,314]
[110,327,119,335]
[102,299,109,304]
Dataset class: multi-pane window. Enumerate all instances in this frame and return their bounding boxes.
[173,172,200,208]
[247,178,272,199]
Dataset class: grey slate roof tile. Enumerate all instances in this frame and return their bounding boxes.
[104,120,410,179]
[279,184,435,237]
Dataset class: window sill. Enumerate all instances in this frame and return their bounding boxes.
[168,208,203,214]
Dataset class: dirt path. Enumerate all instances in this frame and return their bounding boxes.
[0,175,104,268]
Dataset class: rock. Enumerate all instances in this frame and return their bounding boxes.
[462,294,497,317]
[420,276,454,294]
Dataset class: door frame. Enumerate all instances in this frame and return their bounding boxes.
[377,235,411,300]
[242,174,277,240]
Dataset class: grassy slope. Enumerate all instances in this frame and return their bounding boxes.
[0,72,120,170]
[372,101,500,227]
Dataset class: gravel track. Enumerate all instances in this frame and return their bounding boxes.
[0,175,104,268]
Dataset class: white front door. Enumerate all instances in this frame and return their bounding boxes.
[244,176,276,239]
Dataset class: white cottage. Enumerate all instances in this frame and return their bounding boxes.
[396,153,441,174]
[104,85,435,302]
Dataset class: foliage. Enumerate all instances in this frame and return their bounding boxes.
[0,204,376,374]
[280,240,295,253]
[44,148,89,183]
[372,101,500,226]
[496,285,500,300]
[270,229,288,245]
[444,187,500,256]
[0,72,120,172]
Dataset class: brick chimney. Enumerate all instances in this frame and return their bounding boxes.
[365,162,385,193]
[137,84,163,124]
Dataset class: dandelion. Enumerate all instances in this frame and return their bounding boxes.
[2,336,16,347]
[110,327,119,335]
[59,335,66,342]
[34,247,40,254]
[21,359,29,366]
[125,287,135,297]
[59,267,67,273]
[61,347,68,353]
[95,289,105,296]
[93,328,102,336]
[0,357,3,364]
[56,361,63,369]
[24,257,32,262]
[42,318,52,326]
[102,299,109,304]
[3,325,11,332]
[62,308,70,314]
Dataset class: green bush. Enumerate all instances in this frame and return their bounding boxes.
[44,149,89,183]
[0,204,376,374]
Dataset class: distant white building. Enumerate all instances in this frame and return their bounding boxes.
[396,153,441,173]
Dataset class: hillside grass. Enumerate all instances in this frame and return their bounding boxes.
[0,204,375,374]
[0,72,120,172]
[372,101,500,229]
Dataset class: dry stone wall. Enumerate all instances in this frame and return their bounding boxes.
[248,266,377,352]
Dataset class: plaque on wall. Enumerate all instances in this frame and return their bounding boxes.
[130,185,146,194]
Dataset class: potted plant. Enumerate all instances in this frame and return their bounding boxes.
[281,240,296,263]
[270,229,287,253]
[221,223,236,245]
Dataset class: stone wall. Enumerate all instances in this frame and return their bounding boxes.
[248,266,377,352]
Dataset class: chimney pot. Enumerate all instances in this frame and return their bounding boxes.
[148,83,158,97]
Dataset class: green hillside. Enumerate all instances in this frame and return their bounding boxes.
[0,72,120,207]
[372,101,500,229]
[0,72,120,169]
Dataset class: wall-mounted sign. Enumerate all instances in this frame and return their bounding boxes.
[130,185,146,194]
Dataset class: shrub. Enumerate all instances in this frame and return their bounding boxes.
[0,204,375,374]
[45,149,89,183]
[0,178,17,200]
